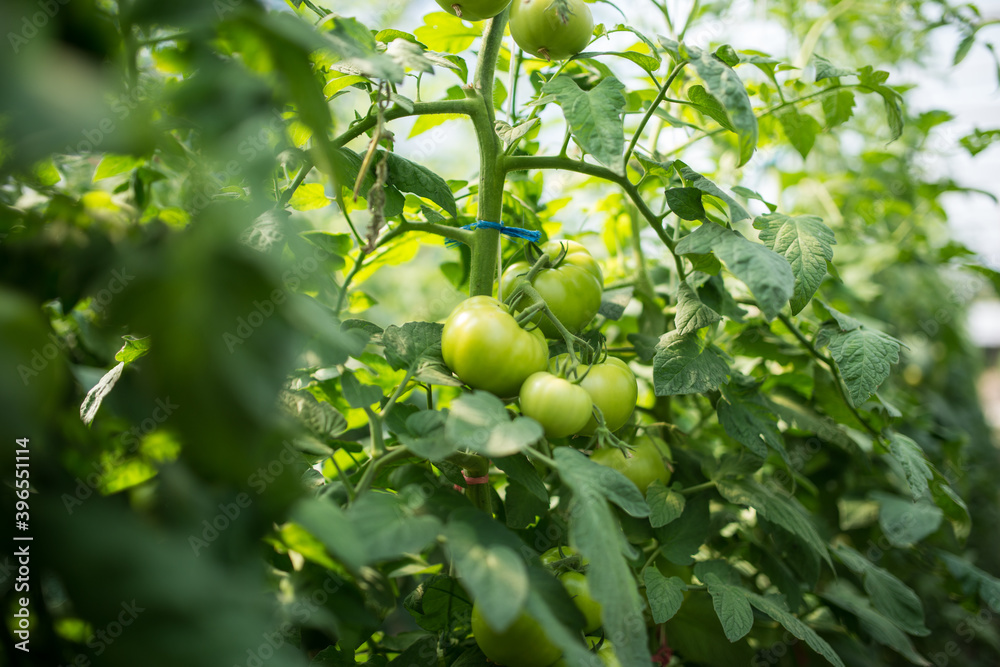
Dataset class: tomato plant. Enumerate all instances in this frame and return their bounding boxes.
[2,0,999,666]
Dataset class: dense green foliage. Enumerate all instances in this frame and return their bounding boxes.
[1,0,999,666]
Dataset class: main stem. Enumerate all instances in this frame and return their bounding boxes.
[464,8,511,516]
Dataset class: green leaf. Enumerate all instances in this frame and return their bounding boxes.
[444,511,529,633]
[652,330,730,396]
[323,15,404,81]
[954,33,975,65]
[677,223,795,320]
[717,380,787,461]
[414,12,481,54]
[445,391,543,457]
[824,326,902,407]
[643,570,686,622]
[753,213,836,314]
[674,163,751,222]
[686,84,736,132]
[577,49,662,72]
[822,581,928,665]
[959,128,1000,156]
[495,118,539,148]
[340,371,383,408]
[397,410,457,461]
[346,492,442,562]
[822,89,856,128]
[666,187,706,220]
[746,589,846,667]
[288,182,331,211]
[887,433,934,501]
[717,479,831,569]
[556,448,650,518]
[279,390,348,439]
[382,322,443,371]
[857,66,904,142]
[542,75,627,172]
[813,54,856,81]
[646,481,685,527]
[291,498,366,571]
[381,151,457,217]
[689,49,758,166]
[654,492,710,565]
[554,447,653,667]
[834,545,929,637]
[115,335,151,364]
[872,493,942,548]
[494,454,548,503]
[704,574,754,641]
[778,108,821,159]
[675,281,722,335]
[94,154,143,181]
[597,285,634,321]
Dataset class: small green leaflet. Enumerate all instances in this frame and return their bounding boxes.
[778,107,822,159]
[677,223,795,320]
[753,213,836,314]
[494,118,539,148]
[346,492,443,563]
[717,380,788,462]
[857,66,904,143]
[643,570,686,622]
[279,390,347,439]
[834,545,929,637]
[887,432,934,501]
[288,183,331,211]
[381,151,457,217]
[445,391,543,457]
[665,187,706,221]
[654,492,710,565]
[94,154,143,181]
[704,574,754,641]
[340,371,383,408]
[674,163,750,222]
[646,481,685,527]
[813,54,856,82]
[115,335,151,364]
[542,75,627,172]
[675,282,722,335]
[746,590,845,667]
[824,327,902,407]
[291,498,366,572]
[822,581,927,665]
[872,492,943,548]
[652,330,730,396]
[396,409,457,461]
[689,49,759,166]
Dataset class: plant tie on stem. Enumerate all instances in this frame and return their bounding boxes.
[445,220,541,247]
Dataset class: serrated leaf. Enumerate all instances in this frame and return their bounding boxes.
[542,75,627,172]
[675,163,750,222]
[753,213,836,314]
[398,409,457,461]
[340,371,383,408]
[279,390,348,439]
[857,66,904,142]
[822,581,928,665]
[445,391,542,457]
[704,574,754,641]
[717,381,787,461]
[813,54,856,81]
[689,50,758,166]
[325,15,404,81]
[887,433,934,501]
[666,187,706,220]
[778,107,822,159]
[561,448,650,517]
[834,545,928,637]
[381,152,457,217]
[494,454,549,502]
[289,182,331,211]
[675,282,721,335]
[646,481,685,527]
[347,492,442,562]
[872,493,942,548]
[382,321,444,371]
[652,330,730,396]
[717,479,831,569]
[115,335,151,364]
[643,570,686,622]
[822,89,856,128]
[598,285,633,320]
[825,327,901,407]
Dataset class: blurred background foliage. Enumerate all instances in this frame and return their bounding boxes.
[0,0,998,666]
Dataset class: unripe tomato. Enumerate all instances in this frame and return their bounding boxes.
[501,240,603,338]
[435,0,511,21]
[471,602,562,667]
[550,355,637,434]
[509,0,594,61]
[560,571,602,633]
[590,436,670,495]
[520,371,593,439]
[539,545,588,568]
[596,643,623,667]
[442,296,548,397]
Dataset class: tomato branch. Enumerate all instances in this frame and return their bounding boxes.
[331,99,479,150]
[623,61,688,166]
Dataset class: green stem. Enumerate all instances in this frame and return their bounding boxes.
[279,159,313,207]
[337,249,368,313]
[525,447,558,468]
[379,367,417,421]
[353,447,412,499]
[328,453,356,501]
[332,99,477,149]
[623,61,687,166]
[681,480,717,496]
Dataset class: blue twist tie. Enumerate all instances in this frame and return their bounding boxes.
[445,220,542,247]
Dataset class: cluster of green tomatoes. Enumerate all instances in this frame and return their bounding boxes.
[435,0,595,61]
[441,241,674,665]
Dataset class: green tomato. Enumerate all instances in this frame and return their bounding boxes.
[501,240,603,338]
[434,0,511,21]
[590,436,671,495]
[551,355,637,434]
[442,296,548,397]
[539,545,588,569]
[471,603,562,667]
[596,643,623,667]
[509,0,594,61]
[520,371,593,439]
[560,571,602,633]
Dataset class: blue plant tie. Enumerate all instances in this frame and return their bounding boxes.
[445,220,541,247]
